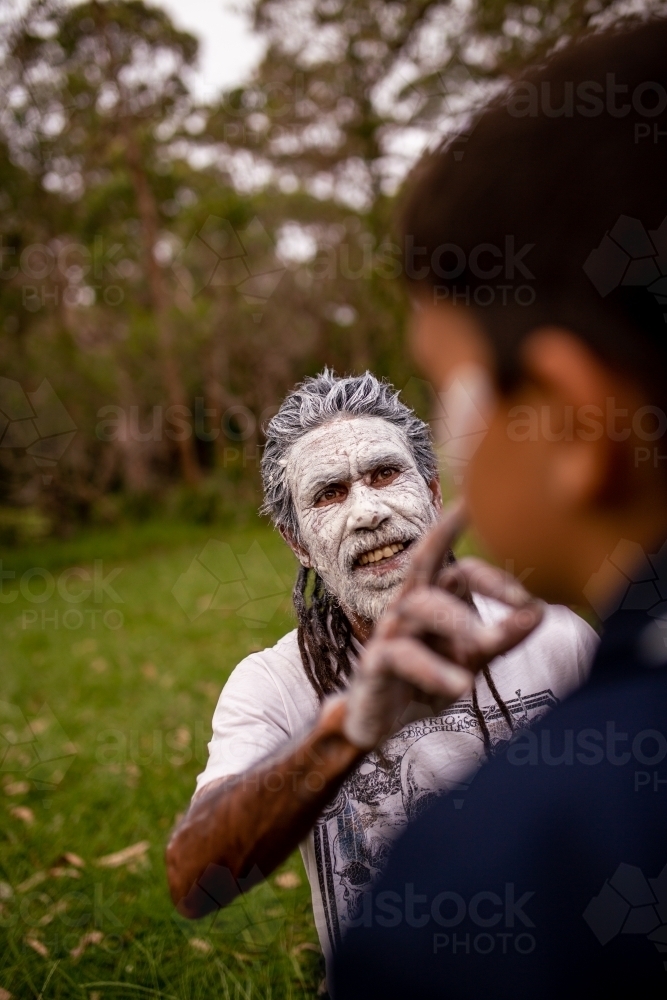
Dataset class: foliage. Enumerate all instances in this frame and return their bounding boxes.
[1,0,658,531]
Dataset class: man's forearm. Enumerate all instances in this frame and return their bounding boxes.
[165,697,364,918]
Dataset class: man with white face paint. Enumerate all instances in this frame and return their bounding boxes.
[285,415,439,625]
[166,370,596,985]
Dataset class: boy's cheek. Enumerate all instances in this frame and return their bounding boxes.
[464,417,550,578]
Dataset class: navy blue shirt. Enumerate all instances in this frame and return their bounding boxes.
[334,550,667,998]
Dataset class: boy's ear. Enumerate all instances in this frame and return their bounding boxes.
[428,475,444,513]
[521,328,640,509]
[279,526,312,568]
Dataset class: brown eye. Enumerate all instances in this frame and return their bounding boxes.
[375,466,398,483]
[314,484,347,505]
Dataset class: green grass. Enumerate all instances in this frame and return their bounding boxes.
[0,518,326,999]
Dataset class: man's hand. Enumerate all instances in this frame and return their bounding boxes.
[343,501,544,750]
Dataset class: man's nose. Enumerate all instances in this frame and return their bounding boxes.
[345,485,392,533]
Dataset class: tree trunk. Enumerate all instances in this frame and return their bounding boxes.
[124,132,200,484]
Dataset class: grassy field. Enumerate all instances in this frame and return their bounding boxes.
[0,516,326,1000]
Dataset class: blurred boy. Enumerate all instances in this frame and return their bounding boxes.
[334,19,667,998]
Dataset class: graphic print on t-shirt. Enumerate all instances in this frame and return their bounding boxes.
[313,687,558,952]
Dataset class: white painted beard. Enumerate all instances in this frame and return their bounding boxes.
[336,572,403,624]
[314,514,437,625]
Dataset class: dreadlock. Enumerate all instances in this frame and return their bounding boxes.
[261,369,516,749]
[472,664,515,754]
[292,566,354,700]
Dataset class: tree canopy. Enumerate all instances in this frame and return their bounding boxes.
[0,0,660,532]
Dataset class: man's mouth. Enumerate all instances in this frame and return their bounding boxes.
[353,539,413,569]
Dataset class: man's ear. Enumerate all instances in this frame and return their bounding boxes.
[279,525,312,568]
[428,475,444,513]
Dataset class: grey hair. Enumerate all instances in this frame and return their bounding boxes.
[260,368,438,539]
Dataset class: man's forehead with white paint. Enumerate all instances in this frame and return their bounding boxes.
[286,416,416,505]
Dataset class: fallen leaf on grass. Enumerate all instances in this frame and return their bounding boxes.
[48,866,81,879]
[17,872,47,893]
[232,953,253,963]
[38,899,69,926]
[188,938,213,955]
[95,841,150,869]
[4,781,29,796]
[62,851,85,868]
[0,986,13,999]
[9,806,34,825]
[70,930,104,960]
[291,942,321,955]
[24,937,49,958]
[0,882,13,900]
[274,871,301,889]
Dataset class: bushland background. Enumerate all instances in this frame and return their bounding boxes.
[0,0,651,996]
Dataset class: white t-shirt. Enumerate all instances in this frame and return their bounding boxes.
[196,596,597,972]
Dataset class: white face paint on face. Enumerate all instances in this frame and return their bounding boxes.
[285,415,439,623]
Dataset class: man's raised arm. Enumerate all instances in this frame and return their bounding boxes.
[165,505,543,920]
[165,696,363,918]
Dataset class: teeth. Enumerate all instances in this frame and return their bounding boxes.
[357,542,406,566]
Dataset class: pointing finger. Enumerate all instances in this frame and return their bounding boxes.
[401,498,466,593]
[439,556,536,609]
